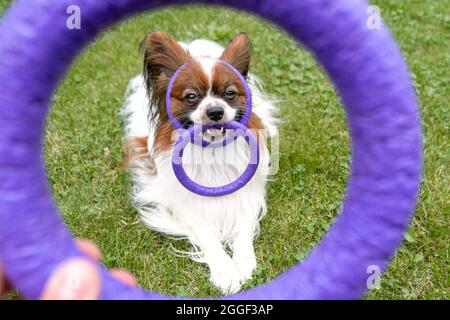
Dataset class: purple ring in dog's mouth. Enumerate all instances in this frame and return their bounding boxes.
[171,120,260,196]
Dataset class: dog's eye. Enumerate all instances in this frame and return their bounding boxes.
[185,93,198,102]
[223,91,237,100]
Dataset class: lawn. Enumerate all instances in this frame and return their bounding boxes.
[0,1,448,299]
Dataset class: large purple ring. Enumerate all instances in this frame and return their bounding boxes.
[0,0,422,300]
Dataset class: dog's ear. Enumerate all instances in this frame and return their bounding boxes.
[141,31,189,122]
[142,31,189,81]
[220,33,251,77]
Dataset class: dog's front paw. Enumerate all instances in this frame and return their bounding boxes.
[209,259,242,295]
[234,256,257,283]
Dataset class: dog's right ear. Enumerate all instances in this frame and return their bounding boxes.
[141,31,189,90]
[141,31,189,124]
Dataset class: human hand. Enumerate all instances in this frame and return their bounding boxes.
[0,239,137,299]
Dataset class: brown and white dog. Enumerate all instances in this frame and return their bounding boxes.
[121,31,278,294]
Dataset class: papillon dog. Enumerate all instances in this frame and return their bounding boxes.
[121,31,278,294]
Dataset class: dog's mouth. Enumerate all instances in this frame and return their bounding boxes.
[203,127,226,142]
[178,115,228,142]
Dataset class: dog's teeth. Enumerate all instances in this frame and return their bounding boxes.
[220,127,224,133]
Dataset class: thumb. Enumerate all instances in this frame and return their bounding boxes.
[40,258,100,300]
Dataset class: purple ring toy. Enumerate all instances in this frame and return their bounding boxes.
[167,60,258,196]
[172,121,260,197]
[0,0,422,300]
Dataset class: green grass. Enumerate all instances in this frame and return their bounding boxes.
[1,1,448,299]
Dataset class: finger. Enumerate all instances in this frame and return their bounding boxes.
[110,269,138,287]
[75,239,102,262]
[40,258,100,300]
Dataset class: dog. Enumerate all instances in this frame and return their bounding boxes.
[121,31,278,294]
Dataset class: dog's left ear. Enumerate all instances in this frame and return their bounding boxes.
[220,33,251,77]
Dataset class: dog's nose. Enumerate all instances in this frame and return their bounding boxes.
[206,106,224,121]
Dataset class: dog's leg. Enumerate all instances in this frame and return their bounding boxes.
[185,219,242,295]
[231,219,257,283]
